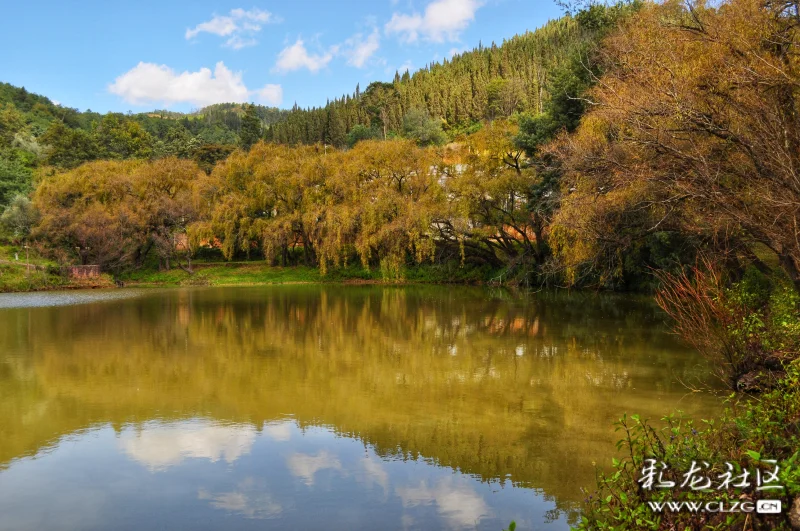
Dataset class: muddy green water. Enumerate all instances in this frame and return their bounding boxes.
[0,286,723,530]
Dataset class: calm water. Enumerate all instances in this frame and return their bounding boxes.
[0,286,723,530]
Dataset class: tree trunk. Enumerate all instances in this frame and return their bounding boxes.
[178,255,194,275]
[779,252,800,292]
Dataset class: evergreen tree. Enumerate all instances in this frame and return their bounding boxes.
[239,104,262,151]
[325,107,346,148]
[265,10,634,145]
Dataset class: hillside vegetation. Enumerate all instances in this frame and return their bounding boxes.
[0,3,629,211]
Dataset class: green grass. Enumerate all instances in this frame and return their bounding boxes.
[1,242,502,291]
[122,263,323,287]
[120,260,500,287]
[0,244,117,293]
[0,244,58,268]
[0,245,67,292]
[0,263,68,292]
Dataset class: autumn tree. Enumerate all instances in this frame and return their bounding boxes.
[551,0,800,288]
[343,139,443,277]
[33,158,201,271]
[190,139,446,278]
[444,120,543,267]
[131,158,201,271]
[190,143,320,264]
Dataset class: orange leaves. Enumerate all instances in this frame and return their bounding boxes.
[551,0,800,286]
[34,158,204,269]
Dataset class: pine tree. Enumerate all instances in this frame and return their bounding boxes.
[239,104,262,151]
[325,107,346,147]
[266,5,637,145]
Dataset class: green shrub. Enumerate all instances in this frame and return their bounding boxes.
[575,361,800,530]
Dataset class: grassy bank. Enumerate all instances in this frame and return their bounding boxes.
[0,239,504,293]
[0,244,114,292]
[119,260,501,288]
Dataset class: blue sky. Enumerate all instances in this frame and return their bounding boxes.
[0,0,563,113]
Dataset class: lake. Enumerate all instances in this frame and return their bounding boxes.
[0,285,723,530]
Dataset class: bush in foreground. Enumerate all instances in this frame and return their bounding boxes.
[576,361,800,530]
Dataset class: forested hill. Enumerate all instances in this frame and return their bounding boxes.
[267,15,591,146]
[0,82,288,146]
[1,4,613,159]
[0,81,290,200]
[0,3,633,208]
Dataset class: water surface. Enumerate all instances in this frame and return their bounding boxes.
[0,286,722,530]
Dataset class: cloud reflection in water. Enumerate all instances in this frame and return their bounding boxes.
[396,477,491,528]
[198,477,283,519]
[119,422,256,471]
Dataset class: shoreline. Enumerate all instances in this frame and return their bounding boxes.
[0,262,496,294]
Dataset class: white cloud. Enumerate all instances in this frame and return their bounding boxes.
[186,17,237,39]
[274,30,380,73]
[109,61,283,108]
[119,422,257,471]
[361,457,389,493]
[395,477,490,528]
[186,8,274,49]
[256,84,283,106]
[274,39,337,73]
[344,29,381,68]
[198,478,282,519]
[261,420,292,442]
[286,451,342,485]
[385,0,482,43]
[226,36,258,50]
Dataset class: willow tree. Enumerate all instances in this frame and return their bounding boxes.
[190,143,322,264]
[345,139,443,277]
[131,158,200,271]
[443,120,542,266]
[191,140,446,277]
[256,144,324,266]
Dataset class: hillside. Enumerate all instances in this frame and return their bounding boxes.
[0,83,290,197]
[0,3,633,210]
[267,15,589,146]
[0,83,287,139]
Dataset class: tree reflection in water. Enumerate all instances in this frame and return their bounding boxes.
[0,286,723,528]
